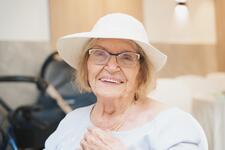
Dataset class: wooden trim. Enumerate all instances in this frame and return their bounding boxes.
[215,0,225,71]
[152,43,218,77]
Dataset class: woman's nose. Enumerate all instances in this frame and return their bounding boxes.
[104,56,120,72]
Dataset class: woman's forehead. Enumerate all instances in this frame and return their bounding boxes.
[93,38,139,52]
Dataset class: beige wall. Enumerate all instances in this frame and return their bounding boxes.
[0,0,50,41]
[143,0,221,76]
[144,0,216,44]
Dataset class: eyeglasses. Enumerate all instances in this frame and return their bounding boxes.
[88,48,141,68]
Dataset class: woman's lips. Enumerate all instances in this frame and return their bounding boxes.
[99,77,124,84]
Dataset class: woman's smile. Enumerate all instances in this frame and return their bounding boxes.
[99,77,124,84]
[95,73,127,93]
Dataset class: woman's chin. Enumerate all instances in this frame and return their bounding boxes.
[94,88,124,98]
[90,80,132,99]
[92,85,126,99]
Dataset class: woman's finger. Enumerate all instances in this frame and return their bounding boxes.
[80,139,87,150]
[84,130,99,144]
[82,130,107,149]
[87,127,109,144]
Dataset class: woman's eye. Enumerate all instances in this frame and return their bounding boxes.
[94,51,107,57]
[121,54,133,61]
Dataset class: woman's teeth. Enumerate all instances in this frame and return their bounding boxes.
[100,78,123,84]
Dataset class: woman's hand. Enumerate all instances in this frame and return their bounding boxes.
[80,127,127,150]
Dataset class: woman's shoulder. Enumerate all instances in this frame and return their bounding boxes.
[148,100,201,131]
[65,104,94,120]
[130,98,203,135]
[44,104,95,149]
[49,104,94,136]
[144,98,198,126]
[153,107,202,132]
[145,99,208,149]
[146,99,203,135]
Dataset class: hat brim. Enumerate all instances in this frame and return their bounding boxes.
[57,32,167,72]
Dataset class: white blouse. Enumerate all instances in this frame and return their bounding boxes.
[44,104,208,150]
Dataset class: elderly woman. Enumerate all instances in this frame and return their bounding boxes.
[45,13,208,150]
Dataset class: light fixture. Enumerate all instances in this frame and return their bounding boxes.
[175,0,189,23]
[175,0,188,4]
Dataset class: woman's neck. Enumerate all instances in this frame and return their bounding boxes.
[90,96,136,131]
[94,95,135,117]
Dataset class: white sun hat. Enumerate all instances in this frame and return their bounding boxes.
[57,13,167,72]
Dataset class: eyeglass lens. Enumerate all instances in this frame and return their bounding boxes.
[88,49,140,67]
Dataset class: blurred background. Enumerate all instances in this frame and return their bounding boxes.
[0,0,224,149]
